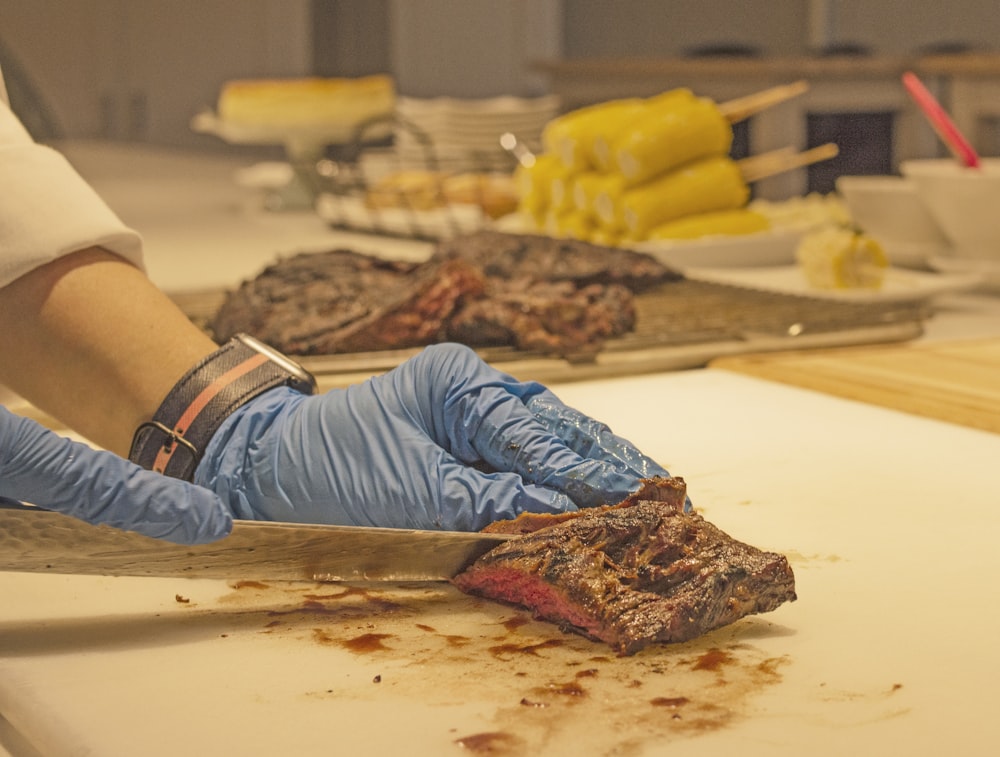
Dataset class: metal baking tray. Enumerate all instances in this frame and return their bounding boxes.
[171,278,928,389]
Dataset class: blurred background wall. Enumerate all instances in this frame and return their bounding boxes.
[1,0,998,148]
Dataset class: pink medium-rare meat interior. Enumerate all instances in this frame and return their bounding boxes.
[454,477,796,655]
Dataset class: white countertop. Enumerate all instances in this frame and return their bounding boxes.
[3,141,1000,755]
[55,141,437,293]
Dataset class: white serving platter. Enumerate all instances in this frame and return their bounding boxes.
[191,111,393,152]
[631,229,803,269]
[684,264,983,303]
[929,255,1000,292]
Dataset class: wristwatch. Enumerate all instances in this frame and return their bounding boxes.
[128,334,317,480]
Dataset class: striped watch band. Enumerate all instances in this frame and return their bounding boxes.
[128,334,316,480]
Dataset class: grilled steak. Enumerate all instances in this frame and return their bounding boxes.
[480,476,689,535]
[454,477,796,655]
[446,279,636,355]
[432,230,677,292]
[210,248,418,350]
[208,231,678,357]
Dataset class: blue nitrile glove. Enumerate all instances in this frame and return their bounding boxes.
[195,342,672,532]
[0,406,232,544]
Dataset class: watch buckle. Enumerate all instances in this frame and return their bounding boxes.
[131,420,200,475]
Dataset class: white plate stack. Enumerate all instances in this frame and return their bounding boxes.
[394,94,560,172]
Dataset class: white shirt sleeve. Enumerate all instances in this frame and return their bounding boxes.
[0,65,144,289]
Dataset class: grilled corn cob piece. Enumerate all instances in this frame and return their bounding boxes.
[515,153,570,218]
[593,177,629,233]
[588,227,622,247]
[613,96,733,186]
[619,155,749,238]
[542,98,647,172]
[647,208,771,240]
[591,88,698,171]
[575,171,626,219]
[545,209,595,240]
[549,173,578,215]
[795,227,888,289]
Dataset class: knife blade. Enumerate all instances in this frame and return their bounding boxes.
[0,504,512,582]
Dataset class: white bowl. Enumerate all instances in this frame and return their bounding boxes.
[835,174,949,264]
[900,158,1000,261]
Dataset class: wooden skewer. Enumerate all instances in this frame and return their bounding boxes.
[736,146,797,181]
[718,80,810,122]
[737,142,840,183]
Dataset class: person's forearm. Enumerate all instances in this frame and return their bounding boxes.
[0,247,218,454]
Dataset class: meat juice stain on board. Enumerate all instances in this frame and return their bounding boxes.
[415,622,474,648]
[453,731,526,754]
[210,580,792,752]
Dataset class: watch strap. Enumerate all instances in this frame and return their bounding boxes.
[129,335,315,480]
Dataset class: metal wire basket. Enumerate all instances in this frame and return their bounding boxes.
[310,115,526,240]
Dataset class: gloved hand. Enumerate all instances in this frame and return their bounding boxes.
[196,342,672,532]
[0,406,232,544]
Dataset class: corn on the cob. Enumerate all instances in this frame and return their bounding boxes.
[619,156,749,238]
[593,177,629,233]
[613,97,733,186]
[545,208,595,241]
[515,153,570,217]
[591,88,698,171]
[542,98,647,172]
[647,208,771,240]
[588,227,622,247]
[569,171,605,214]
[575,171,625,221]
[795,227,888,289]
[549,173,581,215]
[518,84,826,246]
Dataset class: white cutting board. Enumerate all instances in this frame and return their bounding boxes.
[2,369,999,757]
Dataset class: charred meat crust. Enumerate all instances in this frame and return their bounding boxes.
[431,230,679,292]
[454,477,796,655]
[480,476,688,535]
[209,231,678,357]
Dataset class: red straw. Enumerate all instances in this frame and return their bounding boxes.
[902,70,980,168]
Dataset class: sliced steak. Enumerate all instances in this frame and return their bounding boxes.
[210,249,418,348]
[209,232,678,357]
[446,279,636,356]
[454,477,796,655]
[286,257,486,355]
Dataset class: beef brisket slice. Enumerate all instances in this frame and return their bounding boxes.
[454,481,796,655]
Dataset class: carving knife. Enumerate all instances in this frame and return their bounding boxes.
[0,503,512,582]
